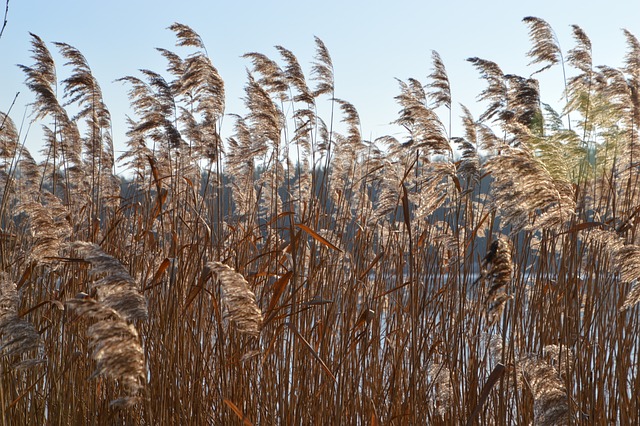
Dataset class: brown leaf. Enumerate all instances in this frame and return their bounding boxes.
[223,398,253,426]
[144,258,171,291]
[287,323,337,384]
[263,271,293,325]
[296,223,342,252]
[466,363,506,426]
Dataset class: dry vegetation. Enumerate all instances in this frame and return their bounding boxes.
[1,16,640,425]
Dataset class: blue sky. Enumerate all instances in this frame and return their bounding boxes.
[1,0,639,170]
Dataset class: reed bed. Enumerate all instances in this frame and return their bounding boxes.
[0,16,639,425]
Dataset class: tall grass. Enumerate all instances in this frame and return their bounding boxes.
[0,17,639,424]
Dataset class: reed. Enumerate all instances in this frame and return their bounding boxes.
[0,17,639,425]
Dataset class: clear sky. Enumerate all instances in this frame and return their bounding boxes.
[1,0,639,170]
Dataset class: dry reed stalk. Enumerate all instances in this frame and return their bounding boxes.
[0,0,8,41]
[3,18,640,425]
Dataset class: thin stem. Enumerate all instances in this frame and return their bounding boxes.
[0,0,8,41]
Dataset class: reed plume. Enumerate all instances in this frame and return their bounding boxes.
[226,114,256,219]
[0,273,40,362]
[394,78,450,155]
[18,191,71,264]
[622,29,640,128]
[0,112,17,161]
[167,22,206,50]
[18,33,58,121]
[504,74,542,132]
[478,237,513,326]
[243,51,288,96]
[64,242,147,407]
[522,16,562,75]
[176,26,225,162]
[466,57,506,122]
[588,229,640,311]
[66,296,145,407]
[19,33,85,200]
[243,72,283,152]
[70,241,147,321]
[429,363,453,417]
[482,129,575,232]
[521,356,570,425]
[207,261,262,336]
[427,50,451,110]
[311,36,334,98]
[55,41,119,213]
[276,45,313,104]
[454,137,480,188]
